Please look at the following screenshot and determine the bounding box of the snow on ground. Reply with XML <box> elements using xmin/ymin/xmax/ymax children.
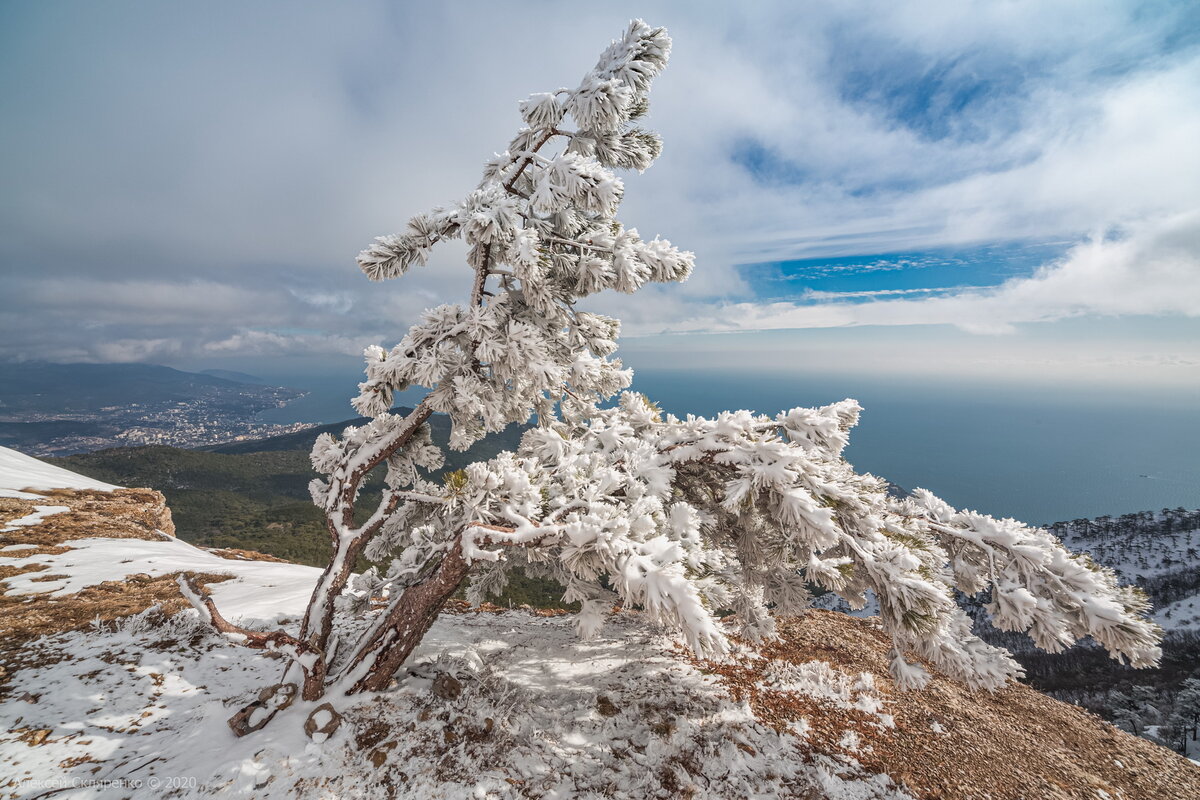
<box><xmin>0</xmin><ymin>502</ymin><xmax>71</xmax><ymax>553</ymax></box>
<box><xmin>0</xmin><ymin>444</ymin><xmax>912</xmax><ymax>799</ymax></box>
<box><xmin>10</xmin><ymin>444</ymin><xmax>1195</xmax><ymax>797</ymax></box>
<box><xmin>2</xmin><ymin>506</ymin><xmax>71</xmax><ymax>532</ymax></box>
<box><xmin>1057</xmin><ymin>523</ymin><xmax>1200</xmax><ymax>587</ymax></box>
<box><xmin>760</xmin><ymin>660</ymin><xmax>889</xmax><ymax>723</ymax></box>
<box><xmin>1155</xmin><ymin>595</ymin><xmax>1200</xmax><ymax>630</ymax></box>
<box><xmin>0</xmin><ymin>609</ymin><xmax>913</xmax><ymax>800</ymax></box>
<box><xmin>1056</xmin><ymin>519</ymin><xmax>1200</xmax><ymax>632</ymax></box>
<box><xmin>0</xmin><ymin>446</ymin><xmax>119</xmax><ymax>499</ymax></box>
<box><xmin>0</xmin><ymin>444</ymin><xmax>320</xmax><ymax>626</ymax></box>
<box><xmin>0</xmin><ymin>536</ymin><xmax>319</xmax><ymax>626</ymax></box>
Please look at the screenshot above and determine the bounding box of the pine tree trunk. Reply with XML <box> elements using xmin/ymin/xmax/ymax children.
<box><xmin>288</xmin><ymin>403</ymin><xmax>435</xmax><ymax>700</ymax></box>
<box><xmin>347</xmin><ymin>539</ymin><xmax>472</xmax><ymax>694</ymax></box>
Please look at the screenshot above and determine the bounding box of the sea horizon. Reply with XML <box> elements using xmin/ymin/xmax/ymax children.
<box><xmin>250</xmin><ymin>364</ymin><xmax>1200</xmax><ymax>527</ymax></box>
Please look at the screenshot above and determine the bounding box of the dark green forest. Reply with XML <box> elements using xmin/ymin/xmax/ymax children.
<box><xmin>49</xmin><ymin>410</ymin><xmax>526</xmax><ymax>569</ymax></box>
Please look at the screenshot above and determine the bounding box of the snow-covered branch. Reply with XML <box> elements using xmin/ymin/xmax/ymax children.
<box><xmin>176</xmin><ymin>574</ymin><xmax>319</xmax><ymax>661</ymax></box>
<box><xmin>194</xmin><ymin>20</ymin><xmax>1161</xmax><ymax>737</ymax></box>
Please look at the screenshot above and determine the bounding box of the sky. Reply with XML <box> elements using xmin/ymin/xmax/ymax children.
<box><xmin>1</xmin><ymin>0</ymin><xmax>1198</xmax><ymax>389</ymax></box>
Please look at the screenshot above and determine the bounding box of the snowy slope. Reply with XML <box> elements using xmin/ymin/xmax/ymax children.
<box><xmin>0</xmin><ymin>444</ymin><xmax>120</xmax><ymax>498</ymax></box>
<box><xmin>0</xmin><ymin>447</ymin><xmax>902</xmax><ymax>798</ymax></box>
<box><xmin>1055</xmin><ymin>517</ymin><xmax>1200</xmax><ymax>586</ymax></box>
<box><xmin>1</xmin><ymin>535</ymin><xmax>319</xmax><ymax>625</ymax></box>
<box><xmin>1054</xmin><ymin>513</ymin><xmax>1200</xmax><ymax>631</ymax></box>
<box><xmin>1155</xmin><ymin>594</ymin><xmax>1200</xmax><ymax>630</ymax></box>
<box><xmin>0</xmin><ymin>444</ymin><xmax>319</xmax><ymax>625</ymax></box>
<box><xmin>0</xmin><ymin>611</ymin><xmax>919</xmax><ymax>800</ymax></box>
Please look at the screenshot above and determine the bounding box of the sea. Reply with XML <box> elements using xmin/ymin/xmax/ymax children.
<box><xmin>252</xmin><ymin>366</ymin><xmax>1199</xmax><ymax>526</ymax></box>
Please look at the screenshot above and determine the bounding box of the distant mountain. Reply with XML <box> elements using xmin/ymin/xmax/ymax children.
<box><xmin>0</xmin><ymin>362</ymin><xmax>263</xmax><ymax>414</ymax></box>
<box><xmin>198</xmin><ymin>368</ymin><xmax>269</xmax><ymax>385</ymax></box>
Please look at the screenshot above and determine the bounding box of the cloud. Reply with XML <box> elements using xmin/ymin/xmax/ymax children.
<box><xmin>0</xmin><ymin>1</ymin><xmax>1197</xmax><ymax>372</ymax></box>
<box><xmin>200</xmin><ymin>330</ymin><xmax>368</xmax><ymax>358</ymax></box>
<box><xmin>641</xmin><ymin>211</ymin><xmax>1200</xmax><ymax>336</ymax></box>
<box><xmin>288</xmin><ymin>288</ymin><xmax>356</xmax><ymax>315</ymax></box>
<box><xmin>92</xmin><ymin>338</ymin><xmax>184</xmax><ymax>364</ymax></box>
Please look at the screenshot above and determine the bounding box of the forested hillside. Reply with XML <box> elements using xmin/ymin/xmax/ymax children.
<box><xmin>48</xmin><ymin>410</ymin><xmax>525</xmax><ymax>567</ymax></box>
<box><xmin>1049</xmin><ymin>509</ymin><xmax>1200</xmax><ymax>629</ymax></box>
<box><xmin>980</xmin><ymin>509</ymin><xmax>1200</xmax><ymax>755</ymax></box>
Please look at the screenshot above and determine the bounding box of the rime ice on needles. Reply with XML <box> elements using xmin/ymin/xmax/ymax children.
<box><xmin>184</xmin><ymin>22</ymin><xmax>1162</xmax><ymax>733</ymax></box>
<box><xmin>449</xmin><ymin>395</ymin><xmax>1161</xmax><ymax>689</ymax></box>
<box><xmin>351</xmin><ymin>20</ymin><xmax>689</xmax><ymax>451</ymax></box>
<box><xmin>335</xmin><ymin>17</ymin><xmax>1159</xmax><ymax>692</ymax></box>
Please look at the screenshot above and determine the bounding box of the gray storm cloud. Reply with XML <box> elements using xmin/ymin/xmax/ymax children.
<box><xmin>1</xmin><ymin>1</ymin><xmax>1197</xmax><ymax>373</ymax></box>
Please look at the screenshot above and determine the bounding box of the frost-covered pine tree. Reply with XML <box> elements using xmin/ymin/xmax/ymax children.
<box><xmin>180</xmin><ymin>20</ymin><xmax>1162</xmax><ymax>736</ymax></box>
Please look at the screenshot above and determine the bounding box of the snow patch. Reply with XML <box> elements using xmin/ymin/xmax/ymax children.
<box><xmin>0</xmin><ymin>611</ymin><xmax>915</xmax><ymax>799</ymax></box>
<box><xmin>0</xmin><ymin>535</ymin><xmax>320</xmax><ymax>624</ymax></box>
<box><xmin>0</xmin><ymin>445</ymin><xmax>120</xmax><ymax>498</ymax></box>
<box><xmin>762</xmin><ymin>659</ymin><xmax>890</xmax><ymax>722</ymax></box>
<box><xmin>2</xmin><ymin>504</ymin><xmax>70</xmax><ymax>531</ymax></box>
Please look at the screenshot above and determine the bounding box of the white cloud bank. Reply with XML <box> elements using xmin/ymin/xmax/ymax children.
<box><xmin>643</xmin><ymin>211</ymin><xmax>1200</xmax><ymax>336</ymax></box>
<box><xmin>0</xmin><ymin>1</ymin><xmax>1197</xmax><ymax>377</ymax></box>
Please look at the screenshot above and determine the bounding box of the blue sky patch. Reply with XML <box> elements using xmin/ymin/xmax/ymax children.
<box><xmin>737</xmin><ymin>240</ymin><xmax>1072</xmax><ymax>301</ymax></box>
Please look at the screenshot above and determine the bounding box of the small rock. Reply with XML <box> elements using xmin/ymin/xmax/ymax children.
<box><xmin>596</xmin><ymin>695</ymin><xmax>620</xmax><ymax>717</ymax></box>
<box><xmin>304</xmin><ymin>702</ymin><xmax>342</xmax><ymax>741</ymax></box>
<box><xmin>258</xmin><ymin>683</ymin><xmax>297</xmax><ymax>711</ymax></box>
<box><xmin>228</xmin><ymin>701</ymin><xmax>274</xmax><ymax>737</ymax></box>
<box><xmin>432</xmin><ymin>672</ymin><xmax>462</xmax><ymax>701</ymax></box>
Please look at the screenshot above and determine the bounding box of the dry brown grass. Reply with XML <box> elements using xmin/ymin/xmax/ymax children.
<box><xmin>0</xmin><ymin>564</ymin><xmax>233</xmax><ymax>702</ymax></box>
<box><xmin>441</xmin><ymin>598</ymin><xmax>573</xmax><ymax>617</ymax></box>
<box><xmin>205</xmin><ymin>546</ymin><xmax>292</xmax><ymax>563</ymax></box>
<box><xmin>0</xmin><ymin>497</ymin><xmax>32</xmax><ymax>529</ymax></box>
<box><xmin>27</xmin><ymin>573</ymin><xmax>70</xmax><ymax>583</ymax></box>
<box><xmin>694</xmin><ymin>610</ymin><xmax>1200</xmax><ymax>800</ymax></box>
<box><xmin>0</xmin><ymin>570</ymin><xmax>233</xmax><ymax>646</ymax></box>
<box><xmin>0</xmin><ymin>562</ymin><xmax>49</xmax><ymax>582</ymax></box>
<box><xmin>0</xmin><ymin>488</ymin><xmax>174</xmax><ymax>561</ymax></box>
<box><xmin>0</xmin><ymin>487</ymin><xmax>211</xmax><ymax>646</ymax></box>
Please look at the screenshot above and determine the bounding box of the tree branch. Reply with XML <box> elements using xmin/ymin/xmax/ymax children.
<box><xmin>177</xmin><ymin>574</ymin><xmax>320</xmax><ymax>660</ymax></box>
<box><xmin>502</xmin><ymin>129</ymin><xmax>559</xmax><ymax>194</ymax></box>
